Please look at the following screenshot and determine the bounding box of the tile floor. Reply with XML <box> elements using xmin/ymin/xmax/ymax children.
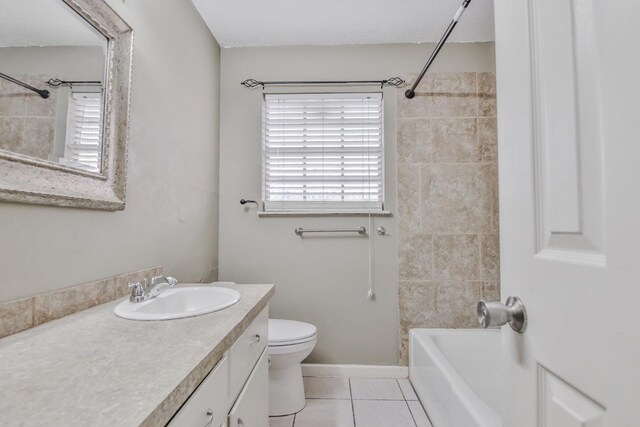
<box><xmin>269</xmin><ymin>377</ymin><xmax>433</xmax><ymax>427</ymax></box>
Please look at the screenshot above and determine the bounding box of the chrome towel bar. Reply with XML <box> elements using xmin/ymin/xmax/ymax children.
<box><xmin>295</xmin><ymin>226</ymin><xmax>367</xmax><ymax>236</ymax></box>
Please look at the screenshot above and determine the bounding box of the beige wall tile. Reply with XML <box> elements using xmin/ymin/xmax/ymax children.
<box><xmin>396</xmin><ymin>86</ymin><xmax>430</xmax><ymax>118</ymax></box>
<box><xmin>435</xmin><ymin>280</ymin><xmax>482</xmax><ymax>328</ymax></box>
<box><xmin>0</xmin><ymin>117</ymin><xmax>25</xmax><ymax>152</ymax></box>
<box><xmin>398</xmin><ymin>281</ymin><xmax>437</xmax><ymax>328</ymax></box>
<box><xmin>478</xmin><ymin>117</ymin><xmax>497</xmax><ymax>162</ymax></box>
<box><xmin>480</xmin><ymin>234</ymin><xmax>500</xmax><ymax>281</ymax></box>
<box><xmin>25</xmin><ymin>75</ymin><xmax>57</xmax><ymax>117</ymax></box>
<box><xmin>0</xmin><ymin>297</ymin><xmax>33</xmax><ymax>338</ymax></box>
<box><xmin>478</xmin><ymin>72</ymin><xmax>497</xmax><ymax>117</ymax></box>
<box><xmin>491</xmin><ymin>170</ymin><xmax>500</xmax><ymax>232</ymax></box>
<box><xmin>397</xmin><ymin>118</ymin><xmax>431</xmax><ymax>163</ymax></box>
<box><xmin>432</xmin><ymin>118</ymin><xmax>479</xmax><ymax>162</ymax></box>
<box><xmin>433</xmin><ymin>234</ymin><xmax>480</xmax><ymax>280</ymax></box>
<box><xmin>0</xmin><ymin>78</ymin><xmax>26</xmax><ymax>116</ymax></box>
<box><xmin>397</xmin><ymin>163</ymin><xmax>421</xmax><ymax>234</ymax></box>
<box><xmin>482</xmin><ymin>281</ymin><xmax>500</xmax><ymax>302</ymax></box>
<box><xmin>420</xmin><ymin>163</ymin><xmax>495</xmax><ymax>234</ymax></box>
<box><xmin>430</xmin><ymin>72</ymin><xmax>477</xmax><ymax>117</ymax></box>
<box><xmin>396</xmin><ymin>72</ymin><xmax>499</xmax><ymax>365</ymax></box>
<box><xmin>23</xmin><ymin>118</ymin><xmax>54</xmax><ymax>160</ymax></box>
<box><xmin>25</xmin><ymin>91</ymin><xmax>58</xmax><ymax>118</ymax></box>
<box><xmin>398</xmin><ymin>234</ymin><xmax>433</xmax><ymax>280</ymax></box>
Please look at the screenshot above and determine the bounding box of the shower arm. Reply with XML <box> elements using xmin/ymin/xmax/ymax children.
<box><xmin>405</xmin><ymin>0</ymin><xmax>473</xmax><ymax>99</ymax></box>
<box><xmin>0</xmin><ymin>72</ymin><xmax>50</xmax><ymax>99</ymax></box>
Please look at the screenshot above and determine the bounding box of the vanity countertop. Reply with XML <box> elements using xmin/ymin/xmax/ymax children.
<box><xmin>0</xmin><ymin>284</ymin><xmax>274</xmax><ymax>427</ymax></box>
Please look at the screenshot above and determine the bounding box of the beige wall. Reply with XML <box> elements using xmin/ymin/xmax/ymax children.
<box><xmin>0</xmin><ymin>0</ymin><xmax>221</xmax><ymax>302</ymax></box>
<box><xmin>219</xmin><ymin>43</ymin><xmax>495</xmax><ymax>365</ymax></box>
<box><xmin>397</xmin><ymin>72</ymin><xmax>500</xmax><ymax>365</ymax></box>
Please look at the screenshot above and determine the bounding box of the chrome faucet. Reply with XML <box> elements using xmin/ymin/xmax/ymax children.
<box><xmin>128</xmin><ymin>275</ymin><xmax>178</xmax><ymax>303</ymax></box>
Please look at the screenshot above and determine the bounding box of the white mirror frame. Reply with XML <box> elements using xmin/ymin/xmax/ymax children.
<box><xmin>0</xmin><ymin>0</ymin><xmax>133</xmax><ymax>211</ymax></box>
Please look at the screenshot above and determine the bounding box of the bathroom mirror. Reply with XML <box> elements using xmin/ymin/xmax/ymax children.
<box><xmin>0</xmin><ymin>0</ymin><xmax>133</xmax><ymax>210</ymax></box>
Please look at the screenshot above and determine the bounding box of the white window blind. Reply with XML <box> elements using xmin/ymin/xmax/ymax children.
<box><xmin>263</xmin><ymin>93</ymin><xmax>384</xmax><ymax>213</ymax></box>
<box><xmin>64</xmin><ymin>91</ymin><xmax>103</xmax><ymax>172</ymax></box>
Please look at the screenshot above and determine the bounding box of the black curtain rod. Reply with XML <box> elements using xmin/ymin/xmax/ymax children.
<box><xmin>241</xmin><ymin>77</ymin><xmax>405</xmax><ymax>89</ymax></box>
<box><xmin>46</xmin><ymin>78</ymin><xmax>102</xmax><ymax>88</ymax></box>
<box><xmin>405</xmin><ymin>0</ymin><xmax>473</xmax><ymax>99</ymax></box>
<box><xmin>0</xmin><ymin>72</ymin><xmax>50</xmax><ymax>99</ymax></box>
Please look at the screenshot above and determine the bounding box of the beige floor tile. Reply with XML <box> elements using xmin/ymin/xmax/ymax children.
<box><xmin>353</xmin><ymin>400</ymin><xmax>416</xmax><ymax>427</ymax></box>
<box><xmin>293</xmin><ymin>399</ymin><xmax>354</xmax><ymax>427</ymax></box>
<box><xmin>269</xmin><ymin>414</ymin><xmax>294</xmax><ymax>427</ymax></box>
<box><xmin>303</xmin><ymin>376</ymin><xmax>351</xmax><ymax>399</ymax></box>
<box><xmin>398</xmin><ymin>378</ymin><xmax>418</xmax><ymax>400</ymax></box>
<box><xmin>407</xmin><ymin>401</ymin><xmax>433</xmax><ymax>427</ymax></box>
<box><xmin>350</xmin><ymin>378</ymin><xmax>404</xmax><ymax>400</ymax></box>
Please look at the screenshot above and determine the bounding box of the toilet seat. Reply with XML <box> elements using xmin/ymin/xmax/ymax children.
<box><xmin>269</xmin><ymin>319</ymin><xmax>317</xmax><ymax>347</ymax></box>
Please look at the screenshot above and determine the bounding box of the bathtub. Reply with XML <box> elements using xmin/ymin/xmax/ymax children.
<box><xmin>409</xmin><ymin>329</ymin><xmax>502</xmax><ymax>427</ymax></box>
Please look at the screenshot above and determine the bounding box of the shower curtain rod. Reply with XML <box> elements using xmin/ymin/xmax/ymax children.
<box><xmin>241</xmin><ymin>77</ymin><xmax>405</xmax><ymax>89</ymax></box>
<box><xmin>405</xmin><ymin>0</ymin><xmax>473</xmax><ymax>99</ymax></box>
<box><xmin>0</xmin><ymin>72</ymin><xmax>50</xmax><ymax>99</ymax></box>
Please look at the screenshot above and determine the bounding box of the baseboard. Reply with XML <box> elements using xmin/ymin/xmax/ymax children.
<box><xmin>301</xmin><ymin>363</ymin><xmax>408</xmax><ymax>378</ymax></box>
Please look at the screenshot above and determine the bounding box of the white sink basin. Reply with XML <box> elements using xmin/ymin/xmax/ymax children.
<box><xmin>113</xmin><ymin>286</ymin><xmax>241</xmax><ymax>320</ymax></box>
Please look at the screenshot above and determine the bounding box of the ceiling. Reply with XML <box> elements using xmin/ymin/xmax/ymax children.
<box><xmin>0</xmin><ymin>0</ymin><xmax>106</xmax><ymax>48</ymax></box>
<box><xmin>191</xmin><ymin>0</ymin><xmax>494</xmax><ymax>48</ymax></box>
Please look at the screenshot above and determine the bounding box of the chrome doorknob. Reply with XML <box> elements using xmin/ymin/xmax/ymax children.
<box><xmin>477</xmin><ymin>296</ymin><xmax>527</xmax><ymax>333</ymax></box>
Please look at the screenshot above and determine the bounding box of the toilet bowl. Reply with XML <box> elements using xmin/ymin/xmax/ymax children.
<box><xmin>268</xmin><ymin>319</ymin><xmax>317</xmax><ymax>416</ymax></box>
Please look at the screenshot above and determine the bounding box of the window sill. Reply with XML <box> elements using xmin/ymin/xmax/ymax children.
<box><xmin>257</xmin><ymin>210</ymin><xmax>392</xmax><ymax>218</ymax></box>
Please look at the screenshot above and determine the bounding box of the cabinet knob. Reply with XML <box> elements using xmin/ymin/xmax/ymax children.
<box><xmin>204</xmin><ymin>408</ymin><xmax>214</xmax><ymax>427</ymax></box>
<box><xmin>249</xmin><ymin>334</ymin><xmax>261</xmax><ymax>345</ymax></box>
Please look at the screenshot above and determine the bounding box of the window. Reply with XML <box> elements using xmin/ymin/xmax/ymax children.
<box><xmin>262</xmin><ymin>93</ymin><xmax>384</xmax><ymax>213</ymax></box>
<box><xmin>63</xmin><ymin>91</ymin><xmax>103</xmax><ymax>172</ymax></box>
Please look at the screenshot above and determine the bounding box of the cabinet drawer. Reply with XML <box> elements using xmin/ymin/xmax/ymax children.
<box><xmin>228</xmin><ymin>349</ymin><xmax>269</xmax><ymax>427</ymax></box>
<box><xmin>229</xmin><ymin>307</ymin><xmax>268</xmax><ymax>401</ymax></box>
<box><xmin>168</xmin><ymin>355</ymin><xmax>229</xmax><ymax>427</ymax></box>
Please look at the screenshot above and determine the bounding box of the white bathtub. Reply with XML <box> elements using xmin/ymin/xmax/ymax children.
<box><xmin>409</xmin><ymin>329</ymin><xmax>502</xmax><ymax>427</ymax></box>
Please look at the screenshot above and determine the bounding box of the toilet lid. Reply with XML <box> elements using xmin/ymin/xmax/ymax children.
<box><xmin>269</xmin><ymin>319</ymin><xmax>317</xmax><ymax>345</ymax></box>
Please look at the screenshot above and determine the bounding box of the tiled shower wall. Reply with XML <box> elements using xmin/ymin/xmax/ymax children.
<box><xmin>396</xmin><ymin>72</ymin><xmax>500</xmax><ymax>365</ymax></box>
<box><xmin>0</xmin><ymin>74</ymin><xmax>58</xmax><ymax>160</ymax></box>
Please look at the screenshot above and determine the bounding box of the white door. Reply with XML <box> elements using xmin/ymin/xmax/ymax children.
<box><xmin>494</xmin><ymin>0</ymin><xmax>640</xmax><ymax>425</ymax></box>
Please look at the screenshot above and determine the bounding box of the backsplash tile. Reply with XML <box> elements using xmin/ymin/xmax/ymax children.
<box><xmin>0</xmin><ymin>297</ymin><xmax>33</xmax><ymax>338</ymax></box>
<box><xmin>397</xmin><ymin>72</ymin><xmax>500</xmax><ymax>365</ymax></box>
<box><xmin>0</xmin><ymin>266</ymin><xmax>162</xmax><ymax>338</ymax></box>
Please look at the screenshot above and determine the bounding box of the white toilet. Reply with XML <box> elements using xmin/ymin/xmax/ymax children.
<box><xmin>268</xmin><ymin>319</ymin><xmax>317</xmax><ymax>416</ymax></box>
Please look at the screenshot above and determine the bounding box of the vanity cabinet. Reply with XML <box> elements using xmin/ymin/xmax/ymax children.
<box><xmin>228</xmin><ymin>350</ymin><xmax>269</xmax><ymax>427</ymax></box>
<box><xmin>168</xmin><ymin>307</ymin><xmax>269</xmax><ymax>427</ymax></box>
<box><xmin>168</xmin><ymin>356</ymin><xmax>229</xmax><ymax>427</ymax></box>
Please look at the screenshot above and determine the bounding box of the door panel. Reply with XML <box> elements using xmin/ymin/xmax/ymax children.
<box><xmin>539</xmin><ymin>367</ymin><xmax>605</xmax><ymax>427</ymax></box>
<box><xmin>529</xmin><ymin>0</ymin><xmax>605</xmax><ymax>262</ymax></box>
<box><xmin>495</xmin><ymin>0</ymin><xmax>640</xmax><ymax>425</ymax></box>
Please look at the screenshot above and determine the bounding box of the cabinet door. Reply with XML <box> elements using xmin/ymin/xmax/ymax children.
<box><xmin>168</xmin><ymin>356</ymin><xmax>229</xmax><ymax>427</ymax></box>
<box><xmin>228</xmin><ymin>349</ymin><xmax>269</xmax><ymax>427</ymax></box>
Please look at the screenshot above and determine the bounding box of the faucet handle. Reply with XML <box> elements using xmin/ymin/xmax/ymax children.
<box><xmin>128</xmin><ymin>282</ymin><xmax>144</xmax><ymax>302</ymax></box>
<box><xmin>166</xmin><ymin>276</ymin><xmax>178</xmax><ymax>286</ymax></box>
